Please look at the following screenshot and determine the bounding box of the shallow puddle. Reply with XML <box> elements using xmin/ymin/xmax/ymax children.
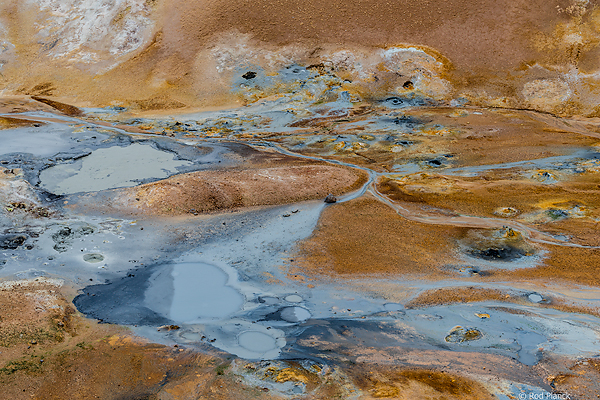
<box><xmin>39</xmin><ymin>143</ymin><xmax>192</xmax><ymax>194</ymax></box>
<box><xmin>146</xmin><ymin>262</ymin><xmax>244</xmax><ymax>323</ymax></box>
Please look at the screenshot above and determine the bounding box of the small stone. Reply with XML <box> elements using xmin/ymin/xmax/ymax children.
<box><xmin>157</xmin><ymin>325</ymin><xmax>180</xmax><ymax>332</ymax></box>
<box><xmin>324</xmin><ymin>194</ymin><xmax>337</xmax><ymax>203</ymax></box>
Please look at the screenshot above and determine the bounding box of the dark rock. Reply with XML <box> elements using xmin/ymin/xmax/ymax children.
<box><xmin>324</xmin><ymin>194</ymin><xmax>337</xmax><ymax>204</ymax></box>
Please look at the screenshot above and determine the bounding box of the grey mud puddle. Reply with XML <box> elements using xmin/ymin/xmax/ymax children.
<box><xmin>39</xmin><ymin>143</ymin><xmax>193</xmax><ymax>195</ymax></box>
<box><xmin>0</xmin><ymin>116</ymin><xmax>240</xmax><ymax>197</ymax></box>
<box><xmin>71</xmin><ymin>201</ymin><xmax>600</xmax><ymax>365</ymax></box>
<box><xmin>73</xmin><ymin>201</ymin><xmax>327</xmax><ymax>360</ymax></box>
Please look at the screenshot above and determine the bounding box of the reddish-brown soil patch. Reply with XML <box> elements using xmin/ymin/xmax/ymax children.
<box><xmin>80</xmin><ymin>163</ymin><xmax>368</xmax><ymax>217</ymax></box>
<box><xmin>295</xmin><ymin>195</ymin><xmax>464</xmax><ymax>278</ymax></box>
<box><xmin>377</xmin><ymin>173</ymin><xmax>600</xmax><ymax>230</ymax></box>
<box><xmin>405</xmin><ymin>287</ymin><xmax>514</xmax><ymax>309</ymax></box>
<box><xmin>0</xmin><ymin>116</ymin><xmax>42</xmax><ymax>130</ymax></box>
<box><xmin>30</xmin><ymin>96</ymin><xmax>83</xmax><ymax>117</ymax></box>
<box><xmin>405</xmin><ymin>286</ymin><xmax>600</xmax><ymax>318</ymax></box>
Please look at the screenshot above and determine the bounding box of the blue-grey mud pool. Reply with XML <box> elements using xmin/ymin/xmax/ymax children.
<box><xmin>2</xmin><ymin>1</ymin><xmax>600</xmax><ymax>399</ymax></box>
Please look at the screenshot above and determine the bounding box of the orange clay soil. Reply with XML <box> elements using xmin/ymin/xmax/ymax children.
<box><xmin>405</xmin><ymin>287</ymin><xmax>520</xmax><ymax>309</ymax></box>
<box><xmin>294</xmin><ymin>192</ymin><xmax>600</xmax><ymax>288</ymax></box>
<box><xmin>294</xmin><ymin>195</ymin><xmax>465</xmax><ymax>278</ymax></box>
<box><xmin>377</xmin><ymin>172</ymin><xmax>600</xmax><ymax>240</ymax></box>
<box><xmin>376</xmin><ymin>173</ymin><xmax>600</xmax><ymax>286</ymax></box>
<box><xmin>0</xmin><ymin>116</ymin><xmax>42</xmax><ymax>130</ymax></box>
<box><xmin>0</xmin><ymin>0</ymin><xmax>591</xmax><ymax>110</ymax></box>
<box><xmin>507</xmin><ymin>244</ymin><xmax>600</xmax><ymax>287</ymax></box>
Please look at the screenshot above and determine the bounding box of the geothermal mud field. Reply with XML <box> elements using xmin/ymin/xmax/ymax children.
<box><xmin>2</xmin><ymin>0</ymin><xmax>600</xmax><ymax>399</ymax></box>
